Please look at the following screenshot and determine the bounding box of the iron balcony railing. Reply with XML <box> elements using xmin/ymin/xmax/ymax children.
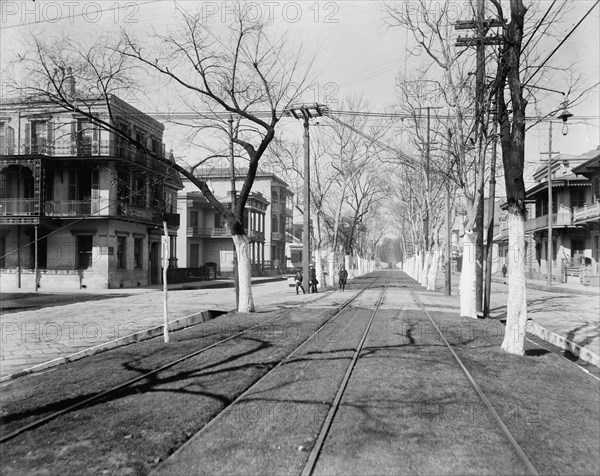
<box><xmin>212</xmin><ymin>228</ymin><xmax>231</xmax><ymax>237</ymax></box>
<box><xmin>187</xmin><ymin>227</ymin><xmax>212</xmax><ymax>237</ymax></box>
<box><xmin>45</xmin><ymin>200</ymin><xmax>104</xmax><ymax>216</ymax></box>
<box><xmin>0</xmin><ymin>198</ymin><xmax>36</xmax><ymax>215</ymax></box>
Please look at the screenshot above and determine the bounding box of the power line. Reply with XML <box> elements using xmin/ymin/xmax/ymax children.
<box><xmin>523</xmin><ymin>0</ymin><xmax>600</xmax><ymax>87</ymax></box>
<box><xmin>1</xmin><ymin>1</ymin><xmax>162</xmax><ymax>30</ymax></box>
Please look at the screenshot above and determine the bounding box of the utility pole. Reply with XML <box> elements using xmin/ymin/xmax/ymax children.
<box><xmin>456</xmin><ymin>2</ymin><xmax>502</xmax><ymax>316</ymax></box>
<box><xmin>446</xmin><ymin>181</ymin><xmax>452</xmax><ymax>296</ymax></box>
<box><xmin>425</xmin><ymin>106</ymin><xmax>431</xmax><ymax>260</ymax></box>
<box><xmin>229</xmin><ymin>114</ymin><xmax>239</xmax><ymax>308</ymax></box>
<box><xmin>288</xmin><ymin>104</ymin><xmax>328</xmax><ymax>292</ymax></box>
<box><xmin>483</xmin><ymin>99</ymin><xmax>499</xmax><ymax>317</ymax></box>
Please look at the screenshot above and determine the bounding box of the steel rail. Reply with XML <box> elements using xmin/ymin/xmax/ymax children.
<box><xmin>402</xmin><ymin>277</ymin><xmax>540</xmax><ymax>476</ymax></box>
<box><xmin>152</xmin><ymin>280</ymin><xmax>378</xmax><ymax>472</ymax></box>
<box><xmin>301</xmin><ymin>280</ymin><xmax>388</xmax><ymax>476</ymax></box>
<box><xmin>0</xmin><ymin>304</ymin><xmax>308</xmax><ymax>444</ymax></box>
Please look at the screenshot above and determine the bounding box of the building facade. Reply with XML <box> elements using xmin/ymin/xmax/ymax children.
<box><xmin>496</xmin><ymin>147</ymin><xmax>600</xmax><ymax>286</ymax></box>
<box><xmin>176</xmin><ymin>178</ymin><xmax>269</xmax><ymax>276</ymax></box>
<box><xmin>0</xmin><ymin>95</ymin><xmax>182</xmax><ymax>290</ymax></box>
<box><xmin>175</xmin><ymin>167</ymin><xmax>293</xmax><ymax>275</ymax></box>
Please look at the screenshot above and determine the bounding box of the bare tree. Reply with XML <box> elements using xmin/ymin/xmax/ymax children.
<box><xmin>21</xmin><ymin>7</ymin><xmax>313</xmax><ymax>313</ymax></box>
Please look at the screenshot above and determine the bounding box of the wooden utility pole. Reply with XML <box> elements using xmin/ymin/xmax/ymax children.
<box><xmin>229</xmin><ymin>115</ymin><xmax>239</xmax><ymax>308</ymax></box>
<box><xmin>455</xmin><ymin>1</ymin><xmax>502</xmax><ymax>316</ymax></box>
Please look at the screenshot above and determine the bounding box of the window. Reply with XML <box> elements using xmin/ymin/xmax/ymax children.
<box><xmin>77</xmin><ymin>235</ymin><xmax>93</xmax><ymax>269</ymax></box>
<box><xmin>117</xmin><ymin>236</ymin><xmax>127</xmax><ymax>269</ymax></box>
<box><xmin>76</xmin><ymin>119</ymin><xmax>97</xmax><ymax>156</ymax></box>
<box><xmin>190</xmin><ymin>211</ymin><xmax>199</xmax><ymax>228</ymax></box>
<box><xmin>0</xmin><ymin>236</ymin><xmax>5</xmax><ymax>268</ymax></box>
<box><xmin>592</xmin><ymin>178</ymin><xmax>600</xmax><ymax>202</ymax></box>
<box><xmin>570</xmin><ymin>188</ymin><xmax>586</xmax><ymax>209</ymax></box>
<box><xmin>0</xmin><ymin>122</ymin><xmax>15</xmax><ymax>155</ymax></box>
<box><xmin>132</xmin><ymin>174</ymin><xmax>146</xmax><ymax>207</ymax></box>
<box><xmin>134</xmin><ymin>238</ymin><xmax>143</xmax><ymax>269</ymax></box>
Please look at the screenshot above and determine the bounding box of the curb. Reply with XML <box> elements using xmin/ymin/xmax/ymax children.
<box><xmin>491</xmin><ymin>277</ymin><xmax>599</xmax><ymax>297</ymax></box>
<box><xmin>0</xmin><ymin>309</ymin><xmax>228</xmax><ymax>383</ymax></box>
<box><xmin>526</xmin><ymin>319</ymin><xmax>600</xmax><ymax>367</ymax></box>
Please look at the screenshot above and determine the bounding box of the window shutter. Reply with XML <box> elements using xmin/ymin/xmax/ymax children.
<box><xmin>70</xmin><ymin>121</ymin><xmax>77</xmax><ymax>155</ymax></box>
<box><xmin>47</xmin><ymin>122</ymin><xmax>54</xmax><ymax>155</ymax></box>
<box><xmin>23</xmin><ymin>122</ymin><xmax>31</xmax><ymax>154</ymax></box>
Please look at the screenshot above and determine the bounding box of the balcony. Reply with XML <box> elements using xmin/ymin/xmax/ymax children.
<box><xmin>271</xmin><ymin>232</ymin><xmax>282</xmax><ymax>241</ymax></box>
<box><xmin>119</xmin><ymin>203</ymin><xmax>153</xmax><ymax>221</ymax></box>
<box><xmin>13</xmin><ymin>139</ymin><xmax>167</xmax><ymax>161</ymax></box>
<box><xmin>524</xmin><ymin>212</ymin><xmax>573</xmax><ymax>232</ymax></box>
<box><xmin>46</xmin><ymin>200</ymin><xmax>93</xmax><ymax>216</ymax></box>
<box><xmin>212</xmin><ymin>228</ymin><xmax>231</xmax><ymax>237</ymax></box>
<box><xmin>573</xmin><ymin>202</ymin><xmax>600</xmax><ymax>223</ymax></box>
<box><xmin>188</xmin><ymin>227</ymin><xmax>212</xmax><ymax>237</ymax></box>
<box><xmin>0</xmin><ymin>198</ymin><xmax>36</xmax><ymax>216</ymax></box>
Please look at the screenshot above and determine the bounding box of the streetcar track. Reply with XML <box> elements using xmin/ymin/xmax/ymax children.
<box><xmin>402</xmin><ymin>277</ymin><xmax>540</xmax><ymax>476</ymax></box>
<box><xmin>301</xmin><ymin>281</ymin><xmax>388</xmax><ymax>476</ymax></box>
<box><xmin>149</xmin><ymin>281</ymin><xmax>379</xmax><ymax>473</ymax></box>
<box><xmin>0</xmin><ymin>286</ymin><xmax>370</xmax><ymax>445</ymax></box>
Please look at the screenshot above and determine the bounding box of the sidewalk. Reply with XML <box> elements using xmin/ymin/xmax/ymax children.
<box><xmin>437</xmin><ymin>271</ymin><xmax>600</xmax><ymax>366</ymax></box>
<box><xmin>0</xmin><ymin>276</ymin><xmax>291</xmax><ymax>380</ymax></box>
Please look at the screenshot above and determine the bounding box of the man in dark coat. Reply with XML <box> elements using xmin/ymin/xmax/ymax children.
<box><xmin>295</xmin><ymin>269</ymin><xmax>305</xmax><ymax>295</ymax></box>
<box><xmin>309</xmin><ymin>264</ymin><xmax>318</xmax><ymax>293</ymax></box>
<box><xmin>338</xmin><ymin>266</ymin><xmax>348</xmax><ymax>291</ymax></box>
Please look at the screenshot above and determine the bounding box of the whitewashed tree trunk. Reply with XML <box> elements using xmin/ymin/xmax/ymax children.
<box><xmin>420</xmin><ymin>252</ymin><xmax>431</xmax><ymax>287</ymax></box>
<box><xmin>345</xmin><ymin>255</ymin><xmax>351</xmax><ymax>279</ymax></box>
<box><xmin>501</xmin><ymin>211</ymin><xmax>528</xmax><ymax>355</ymax></box>
<box><xmin>328</xmin><ymin>250</ymin><xmax>336</xmax><ymax>286</ymax></box>
<box><xmin>460</xmin><ymin>230</ymin><xmax>477</xmax><ymax>318</ymax></box>
<box><xmin>232</xmin><ymin>234</ymin><xmax>254</xmax><ymax>313</ymax></box>
<box><xmin>316</xmin><ymin>250</ymin><xmax>324</xmax><ymax>289</ymax></box>
<box><xmin>427</xmin><ymin>248</ymin><xmax>440</xmax><ymax>291</ymax></box>
<box><xmin>162</xmin><ymin>220</ymin><xmax>170</xmax><ymax>343</ymax></box>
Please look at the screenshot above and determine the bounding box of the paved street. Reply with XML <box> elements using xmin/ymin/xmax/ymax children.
<box><xmin>1</xmin><ymin>273</ymin><xmax>598</xmax><ymax>380</ymax></box>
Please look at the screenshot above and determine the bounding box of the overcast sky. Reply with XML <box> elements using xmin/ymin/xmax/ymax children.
<box><xmin>1</xmin><ymin>0</ymin><xmax>598</xmax><ymax>185</ymax></box>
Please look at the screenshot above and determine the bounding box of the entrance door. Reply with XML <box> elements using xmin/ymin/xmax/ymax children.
<box><xmin>150</xmin><ymin>241</ymin><xmax>160</xmax><ymax>284</ymax></box>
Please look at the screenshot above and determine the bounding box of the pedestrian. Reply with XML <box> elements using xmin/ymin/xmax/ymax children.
<box><xmin>338</xmin><ymin>266</ymin><xmax>348</xmax><ymax>291</ymax></box>
<box><xmin>295</xmin><ymin>269</ymin><xmax>305</xmax><ymax>295</ymax></box>
<box><xmin>309</xmin><ymin>264</ymin><xmax>318</xmax><ymax>293</ymax></box>
<box><xmin>502</xmin><ymin>264</ymin><xmax>507</xmax><ymax>278</ymax></box>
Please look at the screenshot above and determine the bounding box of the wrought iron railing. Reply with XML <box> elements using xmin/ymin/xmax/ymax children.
<box><xmin>0</xmin><ymin>198</ymin><xmax>36</xmax><ymax>215</ymax></box>
<box><xmin>45</xmin><ymin>200</ymin><xmax>92</xmax><ymax>216</ymax></box>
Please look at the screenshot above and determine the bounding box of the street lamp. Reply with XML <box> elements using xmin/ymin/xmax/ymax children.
<box><xmin>287</xmin><ymin>104</ymin><xmax>328</xmax><ymax>291</ymax></box>
<box><xmin>546</xmin><ymin>102</ymin><xmax>573</xmax><ymax>285</ymax></box>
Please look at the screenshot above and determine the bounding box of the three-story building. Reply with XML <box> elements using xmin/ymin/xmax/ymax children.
<box><xmin>0</xmin><ymin>95</ymin><xmax>182</xmax><ymax>290</ymax></box>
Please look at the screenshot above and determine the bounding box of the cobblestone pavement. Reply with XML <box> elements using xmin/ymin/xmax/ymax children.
<box><xmin>1</xmin><ymin>273</ymin><xmax>598</xmax><ymax>379</ymax></box>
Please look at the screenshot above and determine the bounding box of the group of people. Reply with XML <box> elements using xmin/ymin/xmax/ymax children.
<box><xmin>295</xmin><ymin>265</ymin><xmax>348</xmax><ymax>294</ymax></box>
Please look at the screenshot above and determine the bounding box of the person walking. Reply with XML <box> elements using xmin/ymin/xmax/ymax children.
<box><xmin>309</xmin><ymin>264</ymin><xmax>318</xmax><ymax>293</ymax></box>
<box><xmin>295</xmin><ymin>269</ymin><xmax>305</xmax><ymax>295</ymax></box>
<box><xmin>338</xmin><ymin>266</ymin><xmax>348</xmax><ymax>291</ymax></box>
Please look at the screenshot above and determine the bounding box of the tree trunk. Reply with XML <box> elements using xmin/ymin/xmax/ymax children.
<box><xmin>316</xmin><ymin>249</ymin><xmax>324</xmax><ymax>290</ymax></box>
<box><xmin>501</xmin><ymin>208</ymin><xmax>527</xmax><ymax>355</ymax></box>
<box><xmin>427</xmin><ymin>247</ymin><xmax>440</xmax><ymax>291</ymax></box>
<box><xmin>162</xmin><ymin>220</ymin><xmax>170</xmax><ymax>343</ymax></box>
<box><xmin>328</xmin><ymin>249</ymin><xmax>336</xmax><ymax>286</ymax></box>
<box><xmin>232</xmin><ymin>234</ymin><xmax>254</xmax><ymax>313</ymax></box>
<box><xmin>460</xmin><ymin>230</ymin><xmax>477</xmax><ymax>318</ymax></box>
